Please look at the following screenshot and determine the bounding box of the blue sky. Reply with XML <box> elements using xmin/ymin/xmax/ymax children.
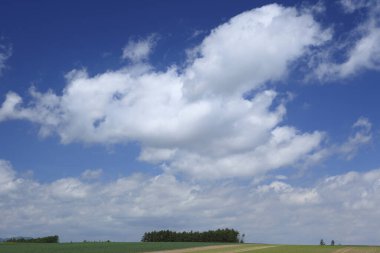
<box><xmin>1</xmin><ymin>0</ymin><xmax>380</xmax><ymax>245</ymax></box>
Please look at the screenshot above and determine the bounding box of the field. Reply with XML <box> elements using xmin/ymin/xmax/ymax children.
<box><xmin>0</xmin><ymin>242</ymin><xmax>222</xmax><ymax>253</ymax></box>
<box><xmin>0</xmin><ymin>242</ymin><xmax>380</xmax><ymax>253</ymax></box>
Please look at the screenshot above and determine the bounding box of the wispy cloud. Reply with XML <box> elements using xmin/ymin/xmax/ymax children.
<box><xmin>81</xmin><ymin>169</ymin><xmax>103</xmax><ymax>180</ymax></box>
<box><xmin>315</xmin><ymin>0</ymin><xmax>380</xmax><ymax>79</ymax></box>
<box><xmin>0</xmin><ymin>43</ymin><xmax>12</xmax><ymax>76</ymax></box>
<box><xmin>305</xmin><ymin>117</ymin><xmax>373</xmax><ymax>166</ymax></box>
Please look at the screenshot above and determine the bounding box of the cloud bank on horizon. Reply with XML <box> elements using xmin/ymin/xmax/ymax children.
<box><xmin>1</xmin><ymin>160</ymin><xmax>380</xmax><ymax>244</ymax></box>
<box><xmin>0</xmin><ymin>0</ymin><xmax>380</xmax><ymax>244</ymax></box>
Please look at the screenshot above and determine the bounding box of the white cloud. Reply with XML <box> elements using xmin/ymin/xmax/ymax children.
<box><xmin>49</xmin><ymin>178</ymin><xmax>90</xmax><ymax>199</ymax></box>
<box><xmin>166</xmin><ymin>126</ymin><xmax>323</xmax><ymax>179</ymax></box>
<box><xmin>1</xmin><ymin>160</ymin><xmax>380</xmax><ymax>244</ymax></box>
<box><xmin>339</xmin><ymin>0</ymin><xmax>373</xmax><ymax>13</ymax></box>
<box><xmin>338</xmin><ymin>117</ymin><xmax>372</xmax><ymax>159</ymax></box>
<box><xmin>315</xmin><ymin>1</ymin><xmax>380</xmax><ymax>79</ymax></box>
<box><xmin>0</xmin><ymin>92</ymin><xmax>22</xmax><ymax>121</ymax></box>
<box><xmin>1</xmin><ymin>2</ymin><xmax>380</xmax><ymax>246</ymax></box>
<box><xmin>81</xmin><ymin>169</ymin><xmax>103</xmax><ymax>180</ymax></box>
<box><xmin>0</xmin><ymin>4</ymin><xmax>331</xmax><ymax>179</ymax></box>
<box><xmin>138</xmin><ymin>147</ymin><xmax>177</xmax><ymax>163</ymax></box>
<box><xmin>304</xmin><ymin>117</ymin><xmax>373</xmax><ymax>165</ymax></box>
<box><xmin>0</xmin><ymin>160</ymin><xmax>18</xmax><ymax>193</ymax></box>
<box><xmin>122</xmin><ymin>35</ymin><xmax>157</xmax><ymax>62</ymax></box>
<box><xmin>184</xmin><ymin>4</ymin><xmax>331</xmax><ymax>98</ymax></box>
<box><xmin>258</xmin><ymin>181</ymin><xmax>320</xmax><ymax>205</ymax></box>
<box><xmin>0</xmin><ymin>43</ymin><xmax>11</xmax><ymax>76</ymax></box>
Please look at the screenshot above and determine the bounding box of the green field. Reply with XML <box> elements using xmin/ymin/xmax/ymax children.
<box><xmin>0</xmin><ymin>242</ymin><xmax>223</xmax><ymax>253</ymax></box>
<box><xmin>0</xmin><ymin>242</ymin><xmax>380</xmax><ymax>253</ymax></box>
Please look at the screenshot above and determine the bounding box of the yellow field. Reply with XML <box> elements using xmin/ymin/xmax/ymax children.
<box><xmin>152</xmin><ymin>244</ymin><xmax>380</xmax><ymax>253</ymax></box>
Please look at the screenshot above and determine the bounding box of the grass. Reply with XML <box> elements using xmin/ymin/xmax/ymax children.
<box><xmin>0</xmin><ymin>242</ymin><xmax>224</xmax><ymax>253</ymax></box>
<box><xmin>1</xmin><ymin>242</ymin><xmax>380</xmax><ymax>253</ymax></box>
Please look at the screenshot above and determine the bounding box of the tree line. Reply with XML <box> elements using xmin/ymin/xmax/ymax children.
<box><xmin>320</xmin><ymin>239</ymin><xmax>335</xmax><ymax>246</ymax></box>
<box><xmin>6</xmin><ymin>235</ymin><xmax>59</xmax><ymax>243</ymax></box>
<box><xmin>141</xmin><ymin>228</ymin><xmax>241</xmax><ymax>243</ymax></box>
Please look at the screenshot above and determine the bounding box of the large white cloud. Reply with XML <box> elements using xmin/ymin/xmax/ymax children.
<box><xmin>1</xmin><ymin>160</ymin><xmax>380</xmax><ymax>244</ymax></box>
<box><xmin>184</xmin><ymin>4</ymin><xmax>330</xmax><ymax>98</ymax></box>
<box><xmin>0</xmin><ymin>4</ymin><xmax>331</xmax><ymax>179</ymax></box>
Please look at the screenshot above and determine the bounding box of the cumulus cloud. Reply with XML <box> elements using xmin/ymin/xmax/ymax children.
<box><xmin>1</xmin><ymin>160</ymin><xmax>380</xmax><ymax>244</ymax></box>
<box><xmin>165</xmin><ymin>126</ymin><xmax>323</xmax><ymax>179</ymax></box>
<box><xmin>0</xmin><ymin>4</ymin><xmax>331</xmax><ymax>179</ymax></box>
<box><xmin>0</xmin><ymin>160</ymin><xmax>18</xmax><ymax>193</ymax></box>
<box><xmin>315</xmin><ymin>0</ymin><xmax>380</xmax><ymax>79</ymax></box>
<box><xmin>184</xmin><ymin>4</ymin><xmax>331</xmax><ymax>98</ymax></box>
<box><xmin>122</xmin><ymin>35</ymin><xmax>157</xmax><ymax>62</ymax></box>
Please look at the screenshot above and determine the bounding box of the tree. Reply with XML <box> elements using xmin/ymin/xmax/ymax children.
<box><xmin>240</xmin><ymin>234</ymin><xmax>245</xmax><ymax>243</ymax></box>
<box><xmin>331</xmin><ymin>240</ymin><xmax>335</xmax><ymax>246</ymax></box>
<box><xmin>141</xmin><ymin>228</ymin><xmax>240</xmax><ymax>243</ymax></box>
<box><xmin>320</xmin><ymin>239</ymin><xmax>325</xmax><ymax>246</ymax></box>
<box><xmin>6</xmin><ymin>235</ymin><xmax>59</xmax><ymax>243</ymax></box>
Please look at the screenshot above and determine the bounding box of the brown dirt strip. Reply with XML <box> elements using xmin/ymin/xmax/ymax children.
<box><xmin>333</xmin><ymin>247</ymin><xmax>380</xmax><ymax>253</ymax></box>
<box><xmin>225</xmin><ymin>245</ymin><xmax>278</xmax><ymax>252</ymax></box>
<box><xmin>148</xmin><ymin>244</ymin><xmax>238</xmax><ymax>253</ymax></box>
<box><xmin>333</xmin><ymin>248</ymin><xmax>354</xmax><ymax>253</ymax></box>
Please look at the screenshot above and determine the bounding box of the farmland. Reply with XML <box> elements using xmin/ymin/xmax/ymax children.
<box><xmin>0</xmin><ymin>243</ymin><xmax>380</xmax><ymax>253</ymax></box>
<box><xmin>0</xmin><ymin>242</ymin><xmax>222</xmax><ymax>253</ymax></box>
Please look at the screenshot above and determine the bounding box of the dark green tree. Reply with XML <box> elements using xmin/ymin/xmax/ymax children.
<box><xmin>141</xmin><ymin>228</ymin><xmax>240</xmax><ymax>243</ymax></box>
<box><xmin>6</xmin><ymin>235</ymin><xmax>59</xmax><ymax>243</ymax></box>
<box><xmin>240</xmin><ymin>233</ymin><xmax>245</xmax><ymax>243</ymax></box>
